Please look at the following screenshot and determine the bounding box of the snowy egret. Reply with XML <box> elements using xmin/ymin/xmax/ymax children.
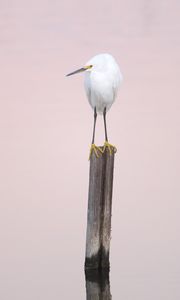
<box><xmin>66</xmin><ymin>53</ymin><xmax>123</xmax><ymax>158</ymax></box>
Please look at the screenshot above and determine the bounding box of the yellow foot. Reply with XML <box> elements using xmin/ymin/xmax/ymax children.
<box><xmin>102</xmin><ymin>141</ymin><xmax>117</xmax><ymax>155</ymax></box>
<box><xmin>89</xmin><ymin>144</ymin><xmax>103</xmax><ymax>160</ymax></box>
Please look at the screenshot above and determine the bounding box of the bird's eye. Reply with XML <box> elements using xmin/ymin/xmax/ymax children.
<box><xmin>89</xmin><ymin>65</ymin><xmax>93</xmax><ymax>68</ymax></box>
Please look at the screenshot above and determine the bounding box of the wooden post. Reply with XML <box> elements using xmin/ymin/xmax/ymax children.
<box><xmin>101</xmin><ymin>150</ymin><xmax>115</xmax><ymax>269</ymax></box>
<box><xmin>85</xmin><ymin>148</ymin><xmax>115</xmax><ymax>270</ymax></box>
<box><xmin>85</xmin><ymin>269</ymin><xmax>111</xmax><ymax>300</ymax></box>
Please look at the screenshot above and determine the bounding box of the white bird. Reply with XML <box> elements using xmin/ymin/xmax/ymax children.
<box><xmin>66</xmin><ymin>53</ymin><xmax>123</xmax><ymax>158</ymax></box>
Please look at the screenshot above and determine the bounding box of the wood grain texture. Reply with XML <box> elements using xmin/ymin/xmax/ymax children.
<box><xmin>100</xmin><ymin>149</ymin><xmax>114</xmax><ymax>269</ymax></box>
<box><xmin>85</xmin><ymin>148</ymin><xmax>115</xmax><ymax>270</ymax></box>
<box><xmin>85</xmin><ymin>269</ymin><xmax>111</xmax><ymax>300</ymax></box>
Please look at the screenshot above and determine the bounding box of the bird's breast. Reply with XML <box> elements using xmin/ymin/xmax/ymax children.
<box><xmin>84</xmin><ymin>70</ymin><xmax>120</xmax><ymax>114</ymax></box>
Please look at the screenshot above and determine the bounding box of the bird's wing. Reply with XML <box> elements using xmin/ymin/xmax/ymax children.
<box><xmin>112</xmin><ymin>83</ymin><xmax>118</xmax><ymax>100</ymax></box>
<box><xmin>112</xmin><ymin>74</ymin><xmax>121</xmax><ymax>100</ymax></box>
<box><xmin>86</xmin><ymin>85</ymin><xmax>91</xmax><ymax>101</ymax></box>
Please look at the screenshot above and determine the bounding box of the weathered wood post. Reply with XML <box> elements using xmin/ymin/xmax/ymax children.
<box><xmin>85</xmin><ymin>269</ymin><xmax>111</xmax><ymax>300</ymax></box>
<box><xmin>85</xmin><ymin>147</ymin><xmax>115</xmax><ymax>270</ymax></box>
<box><xmin>101</xmin><ymin>150</ymin><xmax>115</xmax><ymax>269</ymax></box>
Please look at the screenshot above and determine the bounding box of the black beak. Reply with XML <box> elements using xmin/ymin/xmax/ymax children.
<box><xmin>66</xmin><ymin>67</ymin><xmax>87</xmax><ymax>77</ymax></box>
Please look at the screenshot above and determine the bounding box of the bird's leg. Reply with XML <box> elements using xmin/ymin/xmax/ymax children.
<box><xmin>92</xmin><ymin>107</ymin><xmax>97</xmax><ymax>144</ymax></box>
<box><xmin>103</xmin><ymin>107</ymin><xmax>117</xmax><ymax>155</ymax></box>
<box><xmin>89</xmin><ymin>107</ymin><xmax>103</xmax><ymax>159</ymax></box>
<box><xmin>103</xmin><ymin>107</ymin><xmax>108</xmax><ymax>142</ymax></box>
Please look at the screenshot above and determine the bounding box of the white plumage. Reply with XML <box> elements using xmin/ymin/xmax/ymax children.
<box><xmin>66</xmin><ymin>53</ymin><xmax>123</xmax><ymax>156</ymax></box>
<box><xmin>84</xmin><ymin>53</ymin><xmax>123</xmax><ymax>114</ymax></box>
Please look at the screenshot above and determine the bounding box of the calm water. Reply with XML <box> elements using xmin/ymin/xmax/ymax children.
<box><xmin>0</xmin><ymin>0</ymin><xmax>180</xmax><ymax>299</ymax></box>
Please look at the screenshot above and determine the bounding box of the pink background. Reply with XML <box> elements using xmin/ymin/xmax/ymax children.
<box><xmin>0</xmin><ymin>0</ymin><xmax>180</xmax><ymax>299</ymax></box>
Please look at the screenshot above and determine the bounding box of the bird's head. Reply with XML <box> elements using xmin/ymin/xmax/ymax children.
<box><xmin>66</xmin><ymin>54</ymin><xmax>118</xmax><ymax>77</ymax></box>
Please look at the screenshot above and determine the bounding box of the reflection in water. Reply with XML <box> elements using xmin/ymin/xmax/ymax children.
<box><xmin>85</xmin><ymin>269</ymin><xmax>111</xmax><ymax>300</ymax></box>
